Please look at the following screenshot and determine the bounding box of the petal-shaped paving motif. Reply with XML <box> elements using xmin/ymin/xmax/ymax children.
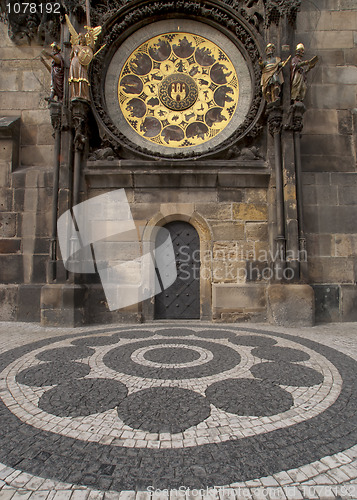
<box><xmin>251</xmin><ymin>361</ymin><xmax>324</xmax><ymax>387</ymax></box>
<box><xmin>206</xmin><ymin>379</ymin><xmax>293</xmax><ymax>416</ymax></box>
<box><xmin>36</xmin><ymin>346</ymin><xmax>95</xmax><ymax>362</ymax></box>
<box><xmin>16</xmin><ymin>362</ymin><xmax>90</xmax><ymax>387</ymax></box>
<box><xmin>251</xmin><ymin>346</ymin><xmax>310</xmax><ymax>362</ymax></box>
<box><xmin>117</xmin><ymin>387</ymin><xmax>211</xmax><ymax>433</ymax></box>
<box><xmin>38</xmin><ymin>379</ymin><xmax>128</xmax><ymax>417</ymax></box>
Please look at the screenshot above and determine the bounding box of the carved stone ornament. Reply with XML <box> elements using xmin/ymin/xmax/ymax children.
<box><xmin>90</xmin><ymin>0</ymin><xmax>265</xmax><ymax>160</ymax></box>
<box><xmin>71</xmin><ymin>99</ymin><xmax>90</xmax><ymax>151</ymax></box>
<box><xmin>0</xmin><ymin>0</ymin><xmax>62</xmax><ymax>45</ymax></box>
<box><xmin>267</xmin><ymin>105</ymin><xmax>283</xmax><ymax>135</ymax></box>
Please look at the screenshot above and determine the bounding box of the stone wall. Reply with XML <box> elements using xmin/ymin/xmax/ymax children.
<box><xmin>0</xmin><ymin>23</ymin><xmax>54</xmax><ymax>321</ymax></box>
<box><xmin>297</xmin><ymin>1</ymin><xmax>357</xmax><ymax>322</ymax></box>
<box><xmin>0</xmin><ymin>2</ymin><xmax>356</xmax><ymax>324</ymax></box>
<box><xmin>0</xmin><ymin>24</ymin><xmax>53</xmax><ymax>166</ymax></box>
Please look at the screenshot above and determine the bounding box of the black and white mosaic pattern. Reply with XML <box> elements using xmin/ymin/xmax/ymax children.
<box><xmin>0</xmin><ymin>325</ymin><xmax>356</xmax><ymax>491</ymax></box>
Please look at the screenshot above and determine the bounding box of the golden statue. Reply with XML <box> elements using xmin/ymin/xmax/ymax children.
<box><xmin>291</xmin><ymin>43</ymin><xmax>318</xmax><ymax>103</ymax></box>
<box><xmin>65</xmin><ymin>15</ymin><xmax>103</xmax><ymax>101</ymax></box>
<box><xmin>259</xmin><ymin>43</ymin><xmax>290</xmax><ymax>104</ymax></box>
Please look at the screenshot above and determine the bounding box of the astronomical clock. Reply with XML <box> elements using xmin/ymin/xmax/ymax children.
<box><xmin>91</xmin><ymin>17</ymin><xmax>262</xmax><ymax>159</ymax></box>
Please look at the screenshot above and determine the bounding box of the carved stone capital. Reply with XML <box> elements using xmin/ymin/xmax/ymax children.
<box><xmin>285</xmin><ymin>102</ymin><xmax>306</xmax><ymax>132</ymax></box>
<box><xmin>49</xmin><ymin>102</ymin><xmax>62</xmax><ymax>132</ymax></box>
<box><xmin>266</xmin><ymin>104</ymin><xmax>283</xmax><ymax>136</ymax></box>
<box><xmin>71</xmin><ymin>99</ymin><xmax>90</xmax><ymax>152</ymax></box>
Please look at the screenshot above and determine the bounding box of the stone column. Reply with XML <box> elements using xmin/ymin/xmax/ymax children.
<box><xmin>48</xmin><ymin>102</ymin><xmax>62</xmax><ymax>282</ymax></box>
<box><xmin>267</xmin><ymin>104</ymin><xmax>286</xmax><ymax>280</ymax></box>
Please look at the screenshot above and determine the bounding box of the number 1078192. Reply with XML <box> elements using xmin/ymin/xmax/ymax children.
<box><xmin>6</xmin><ymin>2</ymin><xmax>60</xmax><ymax>14</ymax></box>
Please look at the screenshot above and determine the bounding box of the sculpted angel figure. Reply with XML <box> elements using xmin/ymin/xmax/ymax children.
<box><xmin>65</xmin><ymin>15</ymin><xmax>103</xmax><ymax>101</ymax></box>
<box><xmin>291</xmin><ymin>43</ymin><xmax>318</xmax><ymax>103</ymax></box>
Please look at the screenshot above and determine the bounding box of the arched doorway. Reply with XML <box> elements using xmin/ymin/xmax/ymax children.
<box><xmin>155</xmin><ymin>221</ymin><xmax>200</xmax><ymax>320</ymax></box>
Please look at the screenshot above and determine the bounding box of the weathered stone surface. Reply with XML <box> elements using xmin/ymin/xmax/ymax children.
<box><xmin>304</xmin><ymin>205</ymin><xmax>357</xmax><ymax>234</ymax></box>
<box><xmin>341</xmin><ymin>285</ymin><xmax>357</xmax><ymax>321</ymax></box>
<box><xmin>232</xmin><ymin>204</ymin><xmax>267</xmax><ymax>222</ymax></box>
<box><xmin>21</xmin><ymin>71</ymin><xmax>44</xmax><ymax>92</ymax></box>
<box><xmin>0</xmin><ymin>140</ymin><xmax>13</xmax><ymax>161</ymax></box>
<box><xmin>301</xmin><ymin>155</ymin><xmax>355</xmax><ymax>172</ymax></box>
<box><xmin>302</xmin><ymin>110</ymin><xmax>339</xmax><ymax>135</ymax></box>
<box><xmin>134</xmin><ymin>189</ymin><xmax>217</xmax><ymax>204</ymax></box>
<box><xmin>306</xmin><ymin>234</ymin><xmax>333</xmax><ymax>257</ymax></box>
<box><xmin>306</xmin><ymin>84</ymin><xmax>356</xmax><ymax>109</ymax></box>
<box><xmin>17</xmin><ymin>284</ymin><xmax>41</xmax><ymax>322</ymax></box>
<box><xmin>267</xmin><ymin>284</ymin><xmax>315</xmax><ymax>327</ymax></box>
<box><xmin>218</xmin><ymin>189</ymin><xmax>244</xmax><ymax>202</ymax></box>
<box><xmin>0</xmin><ymin>254</ymin><xmax>23</xmax><ymax>282</ymax></box>
<box><xmin>211</xmin><ymin>222</ymin><xmax>244</xmax><ymax>241</ymax></box>
<box><xmin>0</xmin><ymin>284</ymin><xmax>18</xmax><ymax>320</ymax></box>
<box><xmin>0</xmin><ymin>212</ymin><xmax>16</xmax><ymax>237</ymax></box>
<box><xmin>0</xmin><ymin>238</ymin><xmax>21</xmax><ymax>253</ymax></box>
<box><xmin>338</xmin><ymin>110</ymin><xmax>353</xmax><ymax>135</ymax></box>
<box><xmin>301</xmin><ymin>135</ymin><xmax>353</xmax><ymax>157</ymax></box>
<box><xmin>309</xmin><ymin>257</ymin><xmax>355</xmax><ymax>283</ymax></box>
<box><xmin>245</xmin><ymin>223</ymin><xmax>268</xmax><ymax>242</ymax></box>
<box><xmin>334</xmin><ymin>234</ymin><xmax>357</xmax><ymax>257</ymax></box>
<box><xmin>0</xmin><ymin>92</ymin><xmax>41</xmax><ymax>110</ymax></box>
<box><xmin>303</xmin><ymin>184</ymin><xmax>338</xmax><ymax>205</ymax></box>
<box><xmin>244</xmin><ymin>188</ymin><xmax>267</xmax><ymax>204</ymax></box>
<box><xmin>20</xmin><ymin>145</ymin><xmax>53</xmax><ymax>166</ymax></box>
<box><xmin>338</xmin><ymin>186</ymin><xmax>357</xmax><ymax>205</ymax></box>
<box><xmin>213</xmin><ymin>283</ymin><xmax>266</xmax><ymax>309</ymax></box>
<box><xmin>196</xmin><ymin>203</ymin><xmax>231</xmax><ymax>220</ymax></box>
<box><xmin>313</xmin><ymin>284</ymin><xmax>340</xmax><ymax>323</ymax></box>
<box><xmin>313</xmin><ymin>31</ymin><xmax>354</xmax><ymax>49</ymax></box>
<box><xmin>41</xmin><ymin>284</ymin><xmax>87</xmax><ymax>327</ymax></box>
<box><xmin>0</xmin><ymin>188</ymin><xmax>13</xmax><ymax>211</ymax></box>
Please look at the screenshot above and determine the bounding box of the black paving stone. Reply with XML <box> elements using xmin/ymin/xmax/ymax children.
<box><xmin>16</xmin><ymin>362</ymin><xmax>90</xmax><ymax>387</ymax></box>
<box><xmin>229</xmin><ymin>335</ymin><xmax>277</xmax><ymax>347</ymax></box>
<box><xmin>103</xmin><ymin>338</ymin><xmax>241</xmax><ymax>379</ymax></box>
<box><xmin>251</xmin><ymin>346</ymin><xmax>311</xmax><ymax>362</ymax></box>
<box><xmin>195</xmin><ymin>329</ymin><xmax>236</xmax><ymax>340</ymax></box>
<box><xmin>115</xmin><ymin>330</ymin><xmax>154</xmax><ymax>339</ymax></box>
<box><xmin>205</xmin><ymin>379</ymin><xmax>293</xmax><ymax>416</ymax></box>
<box><xmin>38</xmin><ymin>378</ymin><xmax>128</xmax><ymax>417</ymax></box>
<box><xmin>143</xmin><ymin>346</ymin><xmax>201</xmax><ymax>364</ymax></box>
<box><xmin>156</xmin><ymin>328</ymin><xmax>195</xmax><ymax>337</ymax></box>
<box><xmin>36</xmin><ymin>346</ymin><xmax>95</xmax><ymax>362</ymax></box>
<box><xmin>117</xmin><ymin>387</ymin><xmax>211</xmax><ymax>433</ymax></box>
<box><xmin>72</xmin><ymin>336</ymin><xmax>120</xmax><ymax>347</ymax></box>
<box><xmin>251</xmin><ymin>361</ymin><xmax>324</xmax><ymax>386</ymax></box>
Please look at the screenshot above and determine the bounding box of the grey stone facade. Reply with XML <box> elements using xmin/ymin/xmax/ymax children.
<box><xmin>0</xmin><ymin>0</ymin><xmax>356</xmax><ymax>325</ymax></box>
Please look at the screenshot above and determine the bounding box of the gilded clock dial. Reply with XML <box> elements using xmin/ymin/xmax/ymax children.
<box><xmin>118</xmin><ymin>33</ymin><xmax>239</xmax><ymax>148</ymax></box>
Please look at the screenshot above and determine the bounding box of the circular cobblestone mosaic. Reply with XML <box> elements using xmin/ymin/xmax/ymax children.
<box><xmin>0</xmin><ymin>325</ymin><xmax>356</xmax><ymax>491</ymax></box>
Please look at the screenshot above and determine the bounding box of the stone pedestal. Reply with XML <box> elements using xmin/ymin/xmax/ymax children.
<box><xmin>40</xmin><ymin>284</ymin><xmax>86</xmax><ymax>326</ymax></box>
<box><xmin>267</xmin><ymin>284</ymin><xmax>315</xmax><ymax>327</ymax></box>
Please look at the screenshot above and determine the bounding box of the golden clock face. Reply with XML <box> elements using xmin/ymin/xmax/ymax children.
<box><xmin>118</xmin><ymin>33</ymin><xmax>239</xmax><ymax>148</ymax></box>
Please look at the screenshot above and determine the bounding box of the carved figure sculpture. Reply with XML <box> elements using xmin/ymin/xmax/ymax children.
<box><xmin>291</xmin><ymin>43</ymin><xmax>318</xmax><ymax>103</ymax></box>
<box><xmin>259</xmin><ymin>43</ymin><xmax>286</xmax><ymax>104</ymax></box>
<box><xmin>65</xmin><ymin>14</ymin><xmax>102</xmax><ymax>101</ymax></box>
<box><xmin>40</xmin><ymin>42</ymin><xmax>64</xmax><ymax>102</ymax></box>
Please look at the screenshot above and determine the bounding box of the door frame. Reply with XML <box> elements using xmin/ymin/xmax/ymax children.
<box><xmin>141</xmin><ymin>209</ymin><xmax>212</xmax><ymax>322</ymax></box>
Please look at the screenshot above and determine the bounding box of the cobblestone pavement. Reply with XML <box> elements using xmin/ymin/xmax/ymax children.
<box><xmin>0</xmin><ymin>321</ymin><xmax>357</xmax><ymax>500</ymax></box>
